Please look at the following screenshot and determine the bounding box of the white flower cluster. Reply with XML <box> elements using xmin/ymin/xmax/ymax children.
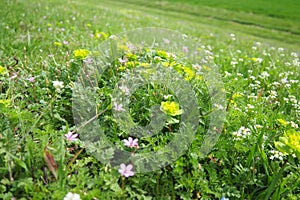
<box><xmin>232</xmin><ymin>126</ymin><xmax>251</xmax><ymax>140</ymax></box>
<box><xmin>64</xmin><ymin>192</ymin><xmax>80</xmax><ymax>200</ymax></box>
<box><xmin>269</xmin><ymin>150</ymin><xmax>284</xmax><ymax>161</ymax></box>
<box><xmin>52</xmin><ymin>80</ymin><xmax>64</xmax><ymax>92</ymax></box>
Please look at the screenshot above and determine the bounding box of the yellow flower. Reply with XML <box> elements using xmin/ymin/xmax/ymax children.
<box><xmin>0</xmin><ymin>66</ymin><xmax>7</xmax><ymax>75</ymax></box>
<box><xmin>140</xmin><ymin>62</ymin><xmax>150</xmax><ymax>67</ymax></box>
<box><xmin>54</xmin><ymin>42</ymin><xmax>62</xmax><ymax>46</ymax></box>
<box><xmin>126</xmin><ymin>53</ymin><xmax>137</xmax><ymax>61</ymax></box>
<box><xmin>0</xmin><ymin>99</ymin><xmax>10</xmax><ymax>107</ymax></box>
<box><xmin>230</xmin><ymin>93</ymin><xmax>243</xmax><ymax>107</ymax></box>
<box><xmin>232</xmin><ymin>93</ymin><xmax>243</xmax><ymax>99</ymax></box>
<box><xmin>156</xmin><ymin>50</ymin><xmax>168</xmax><ymax>59</ymax></box>
<box><xmin>161</xmin><ymin>101</ymin><xmax>183</xmax><ymax>116</ymax></box>
<box><xmin>275</xmin><ymin>129</ymin><xmax>300</xmax><ymax>159</ymax></box>
<box><xmin>94</xmin><ymin>31</ymin><xmax>108</xmax><ymax>40</ymax></box>
<box><xmin>182</xmin><ymin>66</ymin><xmax>195</xmax><ymax>81</ymax></box>
<box><xmin>73</xmin><ymin>49</ymin><xmax>90</xmax><ymax>60</ymax></box>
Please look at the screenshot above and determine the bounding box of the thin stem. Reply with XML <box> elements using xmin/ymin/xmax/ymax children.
<box><xmin>72</xmin><ymin>108</ymin><xmax>108</xmax><ymax>133</ymax></box>
<box><xmin>66</xmin><ymin>147</ymin><xmax>85</xmax><ymax>170</ymax></box>
<box><xmin>122</xmin><ymin>176</ymin><xmax>125</xmax><ymax>200</ymax></box>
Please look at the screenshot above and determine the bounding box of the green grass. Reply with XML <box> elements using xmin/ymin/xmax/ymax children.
<box><xmin>115</xmin><ymin>0</ymin><xmax>300</xmax><ymax>49</ymax></box>
<box><xmin>0</xmin><ymin>0</ymin><xmax>300</xmax><ymax>199</ymax></box>
<box><xmin>165</xmin><ymin>0</ymin><xmax>300</xmax><ymax>20</ymax></box>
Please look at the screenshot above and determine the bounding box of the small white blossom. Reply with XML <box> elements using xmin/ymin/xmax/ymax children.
<box><xmin>269</xmin><ymin>150</ymin><xmax>284</xmax><ymax>161</ymax></box>
<box><xmin>52</xmin><ymin>80</ymin><xmax>64</xmax><ymax>92</ymax></box>
<box><xmin>64</xmin><ymin>192</ymin><xmax>81</xmax><ymax>200</ymax></box>
<box><xmin>119</xmin><ymin>85</ymin><xmax>130</xmax><ymax>95</ymax></box>
<box><xmin>232</xmin><ymin>126</ymin><xmax>251</xmax><ymax>140</ymax></box>
<box><xmin>291</xmin><ymin>52</ymin><xmax>298</xmax><ymax>57</ymax></box>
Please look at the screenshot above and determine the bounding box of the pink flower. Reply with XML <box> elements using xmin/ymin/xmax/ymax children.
<box><xmin>118</xmin><ymin>163</ymin><xmax>134</xmax><ymax>177</ymax></box>
<box><xmin>182</xmin><ymin>46</ymin><xmax>189</xmax><ymax>53</ymax></box>
<box><xmin>123</xmin><ymin>137</ymin><xmax>139</xmax><ymax>149</ymax></box>
<box><xmin>118</xmin><ymin>57</ymin><xmax>128</xmax><ymax>64</ymax></box>
<box><xmin>64</xmin><ymin>132</ymin><xmax>78</xmax><ymax>141</ymax></box>
<box><xmin>28</xmin><ymin>77</ymin><xmax>36</xmax><ymax>82</ymax></box>
<box><xmin>113</xmin><ymin>102</ymin><xmax>125</xmax><ymax>111</ymax></box>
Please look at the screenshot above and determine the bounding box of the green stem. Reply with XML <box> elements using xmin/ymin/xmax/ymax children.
<box><xmin>122</xmin><ymin>176</ymin><xmax>125</xmax><ymax>200</ymax></box>
<box><xmin>66</xmin><ymin>148</ymin><xmax>85</xmax><ymax>170</ymax></box>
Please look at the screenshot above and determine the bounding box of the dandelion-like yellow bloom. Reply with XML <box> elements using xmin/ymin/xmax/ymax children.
<box><xmin>275</xmin><ymin>129</ymin><xmax>300</xmax><ymax>159</ymax></box>
<box><xmin>161</xmin><ymin>101</ymin><xmax>183</xmax><ymax>116</ymax></box>
<box><xmin>73</xmin><ymin>49</ymin><xmax>90</xmax><ymax>60</ymax></box>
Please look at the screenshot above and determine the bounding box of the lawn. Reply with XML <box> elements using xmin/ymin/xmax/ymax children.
<box><xmin>0</xmin><ymin>0</ymin><xmax>299</xmax><ymax>199</ymax></box>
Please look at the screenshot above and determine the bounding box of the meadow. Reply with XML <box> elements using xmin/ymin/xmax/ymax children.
<box><xmin>0</xmin><ymin>0</ymin><xmax>299</xmax><ymax>199</ymax></box>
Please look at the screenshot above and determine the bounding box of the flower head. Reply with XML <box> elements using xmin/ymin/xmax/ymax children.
<box><xmin>275</xmin><ymin>129</ymin><xmax>300</xmax><ymax>159</ymax></box>
<box><xmin>52</xmin><ymin>80</ymin><xmax>64</xmax><ymax>92</ymax></box>
<box><xmin>232</xmin><ymin>126</ymin><xmax>251</xmax><ymax>140</ymax></box>
<box><xmin>221</xmin><ymin>197</ymin><xmax>229</xmax><ymax>200</ymax></box>
<box><xmin>54</xmin><ymin>41</ymin><xmax>62</xmax><ymax>46</ymax></box>
<box><xmin>113</xmin><ymin>102</ymin><xmax>125</xmax><ymax>111</ymax></box>
<box><xmin>73</xmin><ymin>49</ymin><xmax>90</xmax><ymax>60</ymax></box>
<box><xmin>123</xmin><ymin>137</ymin><xmax>139</xmax><ymax>149</ymax></box>
<box><xmin>161</xmin><ymin>101</ymin><xmax>183</xmax><ymax>116</ymax></box>
<box><xmin>65</xmin><ymin>132</ymin><xmax>78</xmax><ymax>141</ymax></box>
<box><xmin>27</xmin><ymin>77</ymin><xmax>36</xmax><ymax>82</ymax></box>
<box><xmin>269</xmin><ymin>150</ymin><xmax>284</xmax><ymax>161</ymax></box>
<box><xmin>63</xmin><ymin>192</ymin><xmax>81</xmax><ymax>200</ymax></box>
<box><xmin>118</xmin><ymin>163</ymin><xmax>134</xmax><ymax>177</ymax></box>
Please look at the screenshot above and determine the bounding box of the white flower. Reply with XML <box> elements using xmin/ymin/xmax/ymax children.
<box><xmin>291</xmin><ymin>52</ymin><xmax>298</xmax><ymax>57</ymax></box>
<box><xmin>52</xmin><ymin>80</ymin><xmax>64</xmax><ymax>91</ymax></box>
<box><xmin>256</xmin><ymin>58</ymin><xmax>263</xmax><ymax>63</ymax></box>
<box><xmin>232</xmin><ymin>126</ymin><xmax>251</xmax><ymax>140</ymax></box>
<box><xmin>259</xmin><ymin>71</ymin><xmax>270</xmax><ymax>79</ymax></box>
<box><xmin>269</xmin><ymin>150</ymin><xmax>284</xmax><ymax>161</ymax></box>
<box><xmin>109</xmin><ymin>35</ymin><xmax>117</xmax><ymax>39</ymax></box>
<box><xmin>119</xmin><ymin>85</ymin><xmax>130</xmax><ymax>95</ymax></box>
<box><xmin>290</xmin><ymin>121</ymin><xmax>298</xmax><ymax>128</ymax></box>
<box><xmin>64</xmin><ymin>192</ymin><xmax>81</xmax><ymax>200</ymax></box>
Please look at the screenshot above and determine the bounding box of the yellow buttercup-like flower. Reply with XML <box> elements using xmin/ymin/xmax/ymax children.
<box><xmin>161</xmin><ymin>101</ymin><xmax>183</xmax><ymax>116</ymax></box>
<box><xmin>73</xmin><ymin>49</ymin><xmax>90</xmax><ymax>60</ymax></box>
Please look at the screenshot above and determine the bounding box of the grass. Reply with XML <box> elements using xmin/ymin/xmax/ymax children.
<box><xmin>114</xmin><ymin>0</ymin><xmax>300</xmax><ymax>48</ymax></box>
<box><xmin>0</xmin><ymin>0</ymin><xmax>300</xmax><ymax>199</ymax></box>
<box><xmin>163</xmin><ymin>0</ymin><xmax>300</xmax><ymax>20</ymax></box>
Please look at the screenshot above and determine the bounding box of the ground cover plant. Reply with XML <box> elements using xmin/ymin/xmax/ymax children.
<box><xmin>0</xmin><ymin>0</ymin><xmax>299</xmax><ymax>199</ymax></box>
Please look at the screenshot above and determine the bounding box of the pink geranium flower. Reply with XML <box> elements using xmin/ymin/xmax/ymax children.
<box><xmin>64</xmin><ymin>132</ymin><xmax>78</xmax><ymax>141</ymax></box>
<box><xmin>113</xmin><ymin>102</ymin><xmax>125</xmax><ymax>112</ymax></box>
<box><xmin>27</xmin><ymin>77</ymin><xmax>36</xmax><ymax>82</ymax></box>
<box><xmin>123</xmin><ymin>137</ymin><xmax>139</xmax><ymax>149</ymax></box>
<box><xmin>118</xmin><ymin>163</ymin><xmax>134</xmax><ymax>177</ymax></box>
